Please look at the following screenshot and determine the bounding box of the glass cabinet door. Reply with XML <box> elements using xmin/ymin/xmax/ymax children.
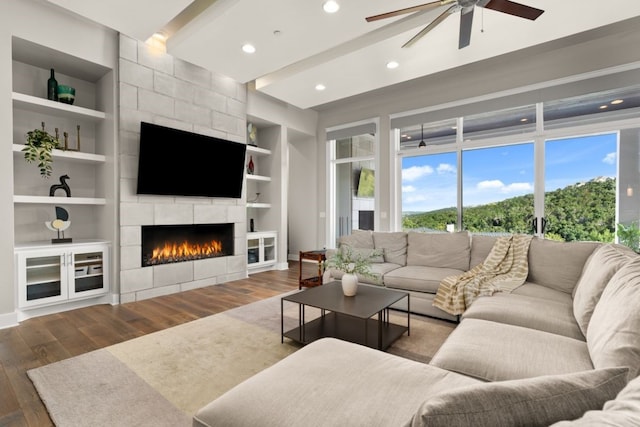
<box><xmin>70</xmin><ymin>247</ymin><xmax>108</xmax><ymax>298</ymax></box>
<box><xmin>18</xmin><ymin>250</ymin><xmax>67</xmax><ymax>307</ymax></box>
<box><xmin>247</xmin><ymin>237</ymin><xmax>260</xmax><ymax>265</ymax></box>
<box><xmin>263</xmin><ymin>236</ymin><xmax>275</xmax><ymax>263</ymax></box>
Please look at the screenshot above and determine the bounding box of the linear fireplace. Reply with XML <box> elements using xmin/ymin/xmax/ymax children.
<box><xmin>141</xmin><ymin>224</ymin><xmax>234</xmax><ymax>267</ymax></box>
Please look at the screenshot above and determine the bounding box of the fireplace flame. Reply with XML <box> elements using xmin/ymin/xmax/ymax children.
<box><xmin>149</xmin><ymin>239</ymin><xmax>224</xmax><ymax>264</ymax></box>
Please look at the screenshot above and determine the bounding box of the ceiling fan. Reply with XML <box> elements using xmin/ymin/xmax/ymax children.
<box><xmin>366</xmin><ymin>0</ymin><xmax>544</xmax><ymax>49</ymax></box>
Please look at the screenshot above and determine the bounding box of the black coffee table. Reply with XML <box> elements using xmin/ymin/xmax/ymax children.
<box><xmin>281</xmin><ymin>281</ymin><xmax>410</xmax><ymax>350</ymax></box>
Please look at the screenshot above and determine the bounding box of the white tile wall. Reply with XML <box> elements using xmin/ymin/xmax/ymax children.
<box><xmin>117</xmin><ymin>34</ymin><xmax>248</xmax><ymax>302</ymax></box>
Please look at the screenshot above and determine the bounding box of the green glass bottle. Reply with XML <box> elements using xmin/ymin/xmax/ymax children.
<box><xmin>47</xmin><ymin>68</ymin><xmax>58</xmax><ymax>101</ymax></box>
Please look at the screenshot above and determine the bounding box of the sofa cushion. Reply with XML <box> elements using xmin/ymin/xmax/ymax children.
<box><xmin>469</xmin><ymin>234</ymin><xmax>499</xmax><ymax>269</ymax></box>
<box><xmin>337</xmin><ymin>229</ymin><xmax>374</xmax><ymax>249</ymax></box>
<box><xmin>409</xmin><ymin>367</ymin><xmax>628</xmax><ymax>427</ymax></box>
<box><xmin>573</xmin><ymin>244</ymin><xmax>635</xmax><ymax>336</ymax></box>
<box><xmin>373</xmin><ymin>231</ymin><xmax>408</xmax><ymax>266</ymax></box>
<box><xmin>384</xmin><ymin>265</ymin><xmax>466</xmax><ymax>294</ymax></box>
<box><xmin>527</xmin><ymin>238</ymin><xmax>600</xmax><ymax>294</ymax></box>
<box><xmin>512</xmin><ymin>282</ymin><xmax>574</xmax><ymax>304</ymax></box>
<box><xmin>463</xmin><ymin>293</ymin><xmax>584</xmax><ymax>340</ymax></box>
<box><xmin>551</xmin><ymin>371</ymin><xmax>640</xmax><ymax>426</ymax></box>
<box><xmin>193</xmin><ymin>338</ymin><xmax>480</xmax><ymax>427</ymax></box>
<box><xmin>430</xmin><ymin>319</ymin><xmax>593</xmax><ymax>381</ymax></box>
<box><xmin>587</xmin><ymin>257</ymin><xmax>640</xmax><ymax>379</ymax></box>
<box><xmin>407</xmin><ymin>231</ymin><xmax>470</xmax><ymax>270</ymax></box>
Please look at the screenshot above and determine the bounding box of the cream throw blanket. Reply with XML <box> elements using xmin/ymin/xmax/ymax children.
<box><xmin>433</xmin><ymin>234</ymin><xmax>534</xmax><ymax>315</ymax></box>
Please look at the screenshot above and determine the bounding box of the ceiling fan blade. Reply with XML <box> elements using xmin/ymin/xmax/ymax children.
<box><xmin>483</xmin><ymin>0</ymin><xmax>544</xmax><ymax>20</ymax></box>
<box><xmin>402</xmin><ymin>4</ymin><xmax>456</xmax><ymax>48</ymax></box>
<box><xmin>366</xmin><ymin>0</ymin><xmax>454</xmax><ymax>22</ymax></box>
<box><xmin>459</xmin><ymin>7</ymin><xmax>474</xmax><ymax>49</ymax></box>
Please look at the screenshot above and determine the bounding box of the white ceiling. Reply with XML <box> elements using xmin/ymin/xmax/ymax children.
<box><xmin>46</xmin><ymin>0</ymin><xmax>640</xmax><ymax>110</ymax></box>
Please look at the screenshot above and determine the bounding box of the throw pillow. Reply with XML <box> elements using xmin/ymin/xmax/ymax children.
<box><xmin>572</xmin><ymin>244</ymin><xmax>634</xmax><ymax>336</ymax></box>
<box><xmin>407</xmin><ymin>367</ymin><xmax>629</xmax><ymax>427</ymax></box>
<box><xmin>550</xmin><ymin>372</ymin><xmax>640</xmax><ymax>426</ymax></box>
<box><xmin>587</xmin><ymin>256</ymin><xmax>640</xmax><ymax>380</ymax></box>
<box><xmin>373</xmin><ymin>232</ymin><xmax>408</xmax><ymax>265</ymax></box>
<box><xmin>406</xmin><ymin>231</ymin><xmax>470</xmax><ymax>270</ymax></box>
<box><xmin>337</xmin><ymin>230</ymin><xmax>374</xmax><ymax>249</ymax></box>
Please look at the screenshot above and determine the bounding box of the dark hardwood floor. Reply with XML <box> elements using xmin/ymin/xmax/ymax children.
<box><xmin>0</xmin><ymin>261</ymin><xmax>310</xmax><ymax>427</ymax></box>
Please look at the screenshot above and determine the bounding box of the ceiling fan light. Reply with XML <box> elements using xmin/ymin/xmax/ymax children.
<box><xmin>323</xmin><ymin>1</ymin><xmax>340</xmax><ymax>13</ymax></box>
<box><xmin>418</xmin><ymin>141</ymin><xmax>426</xmax><ymax>147</ymax></box>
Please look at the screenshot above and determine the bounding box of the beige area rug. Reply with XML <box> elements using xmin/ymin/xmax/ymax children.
<box><xmin>28</xmin><ymin>292</ymin><xmax>456</xmax><ymax>426</ymax></box>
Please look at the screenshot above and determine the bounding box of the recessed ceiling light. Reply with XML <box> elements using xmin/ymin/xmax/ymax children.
<box><xmin>386</xmin><ymin>61</ymin><xmax>399</xmax><ymax>69</ymax></box>
<box><xmin>611</xmin><ymin>99</ymin><xmax>624</xmax><ymax>105</ymax></box>
<box><xmin>315</xmin><ymin>84</ymin><xmax>326</xmax><ymax>91</ymax></box>
<box><xmin>242</xmin><ymin>44</ymin><xmax>256</xmax><ymax>54</ymax></box>
<box><xmin>599</xmin><ymin>105</ymin><xmax>608</xmax><ymax>110</ymax></box>
<box><xmin>520</xmin><ymin>118</ymin><xmax>528</xmax><ymax>122</ymax></box>
<box><xmin>323</xmin><ymin>1</ymin><xmax>340</xmax><ymax>13</ymax></box>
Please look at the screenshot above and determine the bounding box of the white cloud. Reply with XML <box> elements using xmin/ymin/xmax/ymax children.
<box><xmin>477</xmin><ymin>180</ymin><xmax>533</xmax><ymax>194</ymax></box>
<box><xmin>402</xmin><ymin>165</ymin><xmax>434</xmax><ymax>182</ymax></box>
<box><xmin>404</xmin><ymin>194</ymin><xmax>427</xmax><ymax>203</ymax></box>
<box><xmin>402</xmin><ymin>185</ymin><xmax>416</xmax><ymax>193</ymax></box>
<box><xmin>477</xmin><ymin>180</ymin><xmax>504</xmax><ymax>190</ymax></box>
<box><xmin>437</xmin><ymin>163</ymin><xmax>456</xmax><ymax>174</ymax></box>
<box><xmin>603</xmin><ymin>152</ymin><xmax>616</xmax><ymax>165</ymax></box>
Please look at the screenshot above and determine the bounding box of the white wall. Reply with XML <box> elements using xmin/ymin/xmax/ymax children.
<box><xmin>0</xmin><ymin>0</ymin><xmax>118</xmax><ymax>327</ymax></box>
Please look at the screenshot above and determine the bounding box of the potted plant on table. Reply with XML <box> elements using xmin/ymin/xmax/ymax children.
<box><xmin>325</xmin><ymin>246</ymin><xmax>381</xmax><ymax>296</ymax></box>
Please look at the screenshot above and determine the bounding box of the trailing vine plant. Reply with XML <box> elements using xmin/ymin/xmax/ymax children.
<box><xmin>23</xmin><ymin>123</ymin><xmax>60</xmax><ymax>178</ymax></box>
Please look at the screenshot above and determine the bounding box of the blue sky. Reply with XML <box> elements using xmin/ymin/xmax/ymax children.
<box><xmin>402</xmin><ymin>133</ymin><xmax>617</xmax><ymax>212</ymax></box>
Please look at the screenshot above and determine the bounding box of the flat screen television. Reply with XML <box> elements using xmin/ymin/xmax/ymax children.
<box><xmin>136</xmin><ymin>122</ymin><xmax>246</xmax><ymax>198</ymax></box>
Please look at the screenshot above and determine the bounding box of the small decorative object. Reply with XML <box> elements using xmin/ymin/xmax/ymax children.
<box><xmin>247</xmin><ymin>155</ymin><xmax>255</xmax><ymax>174</ymax></box>
<box><xmin>250</xmin><ymin>218</ymin><xmax>255</xmax><ymax>232</ymax></box>
<box><xmin>247</xmin><ymin>123</ymin><xmax>258</xmax><ymax>146</ymax></box>
<box><xmin>23</xmin><ymin>122</ymin><xmax>60</xmax><ymax>178</ymax></box>
<box><xmin>326</xmin><ymin>247</ymin><xmax>381</xmax><ymax>296</ymax></box>
<box><xmin>49</xmin><ymin>174</ymin><xmax>71</xmax><ymax>197</ymax></box>
<box><xmin>63</xmin><ymin>132</ymin><xmax>69</xmax><ymax>150</ymax></box>
<box><xmin>47</xmin><ymin>68</ymin><xmax>58</xmax><ymax>101</ymax></box>
<box><xmin>76</xmin><ymin>125</ymin><xmax>81</xmax><ymax>151</ymax></box>
<box><xmin>56</xmin><ymin>84</ymin><xmax>75</xmax><ymax>104</ymax></box>
<box><xmin>248</xmin><ymin>192</ymin><xmax>261</xmax><ymax>203</ymax></box>
<box><xmin>45</xmin><ymin>206</ymin><xmax>72</xmax><ymax>243</ymax></box>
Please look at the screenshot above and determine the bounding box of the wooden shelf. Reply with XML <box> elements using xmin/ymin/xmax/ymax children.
<box><xmin>12</xmin><ymin>144</ymin><xmax>106</xmax><ymax>163</ymax></box>
<box><xmin>12</xmin><ymin>92</ymin><xmax>106</xmax><ymax>121</ymax></box>
<box><xmin>14</xmin><ymin>195</ymin><xmax>106</xmax><ymax>205</ymax></box>
<box><xmin>247</xmin><ymin>202</ymin><xmax>271</xmax><ymax>209</ymax></box>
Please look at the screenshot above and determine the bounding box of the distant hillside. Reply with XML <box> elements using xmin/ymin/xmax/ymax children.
<box><xmin>403</xmin><ymin>178</ymin><xmax>616</xmax><ymax>242</ymax></box>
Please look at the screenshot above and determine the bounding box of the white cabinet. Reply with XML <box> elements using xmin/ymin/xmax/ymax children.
<box><xmin>16</xmin><ymin>241</ymin><xmax>110</xmax><ymax>309</ymax></box>
<box><xmin>247</xmin><ymin>232</ymin><xmax>277</xmax><ymax>273</ymax></box>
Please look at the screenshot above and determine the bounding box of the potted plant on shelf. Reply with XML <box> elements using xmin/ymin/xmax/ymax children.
<box><xmin>23</xmin><ymin>125</ymin><xmax>60</xmax><ymax>178</ymax></box>
<box><xmin>325</xmin><ymin>246</ymin><xmax>381</xmax><ymax>296</ymax></box>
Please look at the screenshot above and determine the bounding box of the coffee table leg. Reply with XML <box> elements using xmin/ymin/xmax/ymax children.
<box><xmin>378</xmin><ymin>310</ymin><xmax>383</xmax><ymax>350</ymax></box>
<box><xmin>281</xmin><ymin>298</ymin><xmax>284</xmax><ymax>343</ymax></box>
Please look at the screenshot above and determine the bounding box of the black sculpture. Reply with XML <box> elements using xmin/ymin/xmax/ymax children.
<box><xmin>49</xmin><ymin>174</ymin><xmax>71</xmax><ymax>197</ymax></box>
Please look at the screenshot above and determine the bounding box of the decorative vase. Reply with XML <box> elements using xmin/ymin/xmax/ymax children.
<box><xmin>47</xmin><ymin>68</ymin><xmax>58</xmax><ymax>101</ymax></box>
<box><xmin>247</xmin><ymin>155</ymin><xmax>254</xmax><ymax>174</ymax></box>
<box><xmin>341</xmin><ymin>273</ymin><xmax>358</xmax><ymax>296</ymax></box>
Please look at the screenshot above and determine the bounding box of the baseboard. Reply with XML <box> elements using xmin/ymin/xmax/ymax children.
<box><xmin>0</xmin><ymin>311</ymin><xmax>19</xmax><ymax>330</ymax></box>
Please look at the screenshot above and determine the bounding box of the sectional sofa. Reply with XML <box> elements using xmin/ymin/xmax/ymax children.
<box><xmin>194</xmin><ymin>231</ymin><xmax>640</xmax><ymax>426</ymax></box>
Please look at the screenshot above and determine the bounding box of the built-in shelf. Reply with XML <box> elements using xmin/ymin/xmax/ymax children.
<box><xmin>246</xmin><ymin>145</ymin><xmax>271</xmax><ymax>156</ymax></box>
<box><xmin>247</xmin><ymin>174</ymin><xmax>271</xmax><ymax>182</ymax></box>
<box><xmin>247</xmin><ymin>202</ymin><xmax>271</xmax><ymax>209</ymax></box>
<box><xmin>12</xmin><ymin>144</ymin><xmax>106</xmax><ymax>163</ymax></box>
<box><xmin>14</xmin><ymin>195</ymin><xmax>106</xmax><ymax>205</ymax></box>
<box><xmin>12</xmin><ymin>92</ymin><xmax>106</xmax><ymax>122</ymax></box>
